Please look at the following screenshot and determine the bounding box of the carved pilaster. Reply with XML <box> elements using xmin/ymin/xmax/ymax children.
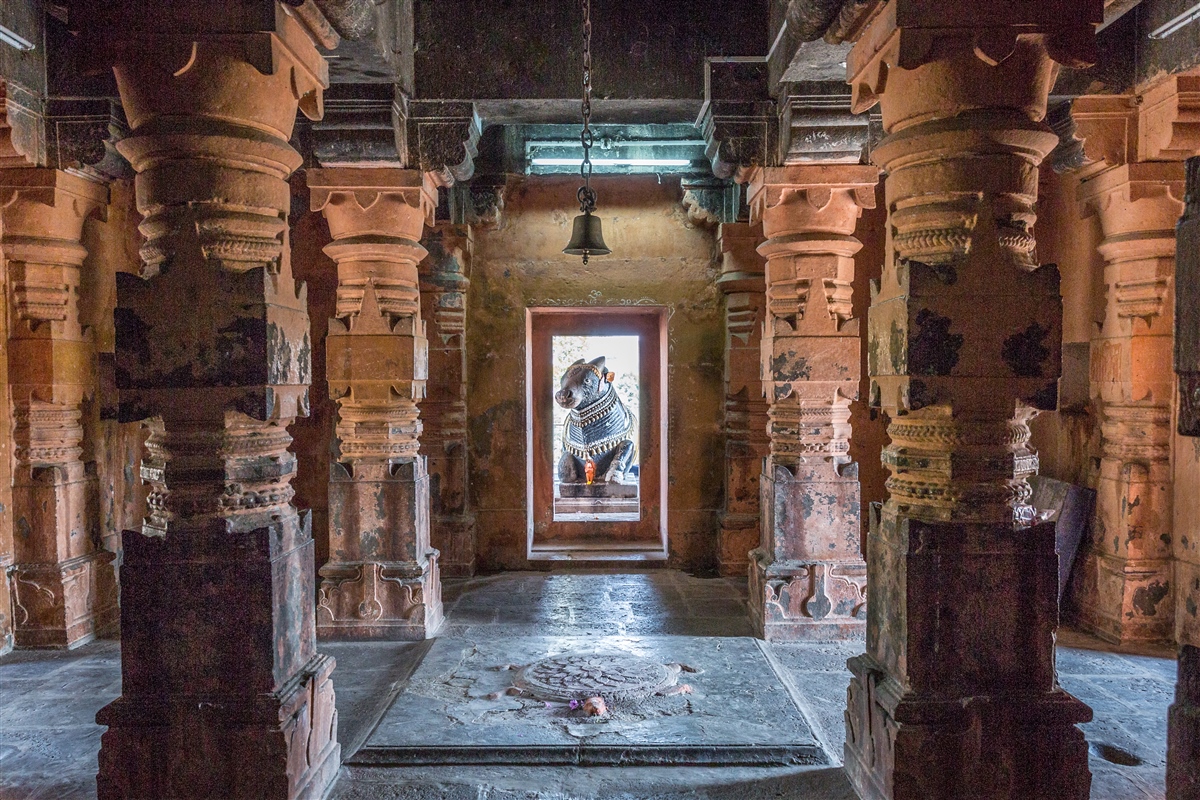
<box><xmin>844</xmin><ymin>4</ymin><xmax>1097</xmax><ymax>797</ymax></box>
<box><xmin>0</xmin><ymin>168</ymin><xmax>116</xmax><ymax>649</ymax></box>
<box><xmin>86</xmin><ymin>4</ymin><xmax>340</xmax><ymax>798</ymax></box>
<box><xmin>308</xmin><ymin>167</ymin><xmax>443</xmax><ymax>638</ymax></box>
<box><xmin>745</xmin><ymin>165</ymin><xmax>876</xmax><ymax>640</ymax></box>
<box><xmin>715</xmin><ymin>222</ymin><xmax>768</xmax><ymax>578</ymax></box>
<box><xmin>419</xmin><ymin>222</ymin><xmax>476</xmax><ymax>577</ymax></box>
<box><xmin>1073</xmin><ymin>162</ymin><xmax>1184</xmax><ymax>645</ymax></box>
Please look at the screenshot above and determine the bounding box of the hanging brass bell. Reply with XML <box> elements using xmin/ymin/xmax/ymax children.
<box><xmin>563</xmin><ymin>211</ymin><xmax>611</xmax><ymax>259</ymax></box>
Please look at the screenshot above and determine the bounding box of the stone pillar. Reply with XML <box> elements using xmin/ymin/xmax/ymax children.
<box><xmin>745</xmin><ymin>166</ymin><xmax>877</xmax><ymax>640</ymax></box>
<box><xmin>842</xmin><ymin>4</ymin><xmax>1097</xmax><ymax>797</ymax></box>
<box><xmin>419</xmin><ymin>223</ymin><xmax>476</xmax><ymax>577</ymax></box>
<box><xmin>308</xmin><ymin>167</ymin><xmax>443</xmax><ymax>639</ymax></box>
<box><xmin>715</xmin><ymin>222</ymin><xmax>769</xmax><ymax>578</ymax></box>
<box><xmin>1169</xmin><ymin>156</ymin><xmax>1200</xmax><ymax>800</ymax></box>
<box><xmin>0</xmin><ymin>169</ymin><xmax>116</xmax><ymax>648</ymax></box>
<box><xmin>92</xmin><ymin>6</ymin><xmax>340</xmax><ymax>798</ymax></box>
<box><xmin>1075</xmin><ymin>162</ymin><xmax>1184</xmax><ymax>644</ymax></box>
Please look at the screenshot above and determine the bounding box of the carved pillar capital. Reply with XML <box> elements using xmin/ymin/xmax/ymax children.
<box><xmin>847</xmin><ymin>1</ymin><xmax>1101</xmax><ymax>128</ymax></box>
<box><xmin>1137</xmin><ymin>71</ymin><xmax>1200</xmax><ymax>163</ymax></box>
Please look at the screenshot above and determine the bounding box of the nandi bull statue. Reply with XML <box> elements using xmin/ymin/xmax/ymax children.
<box><xmin>554</xmin><ymin>356</ymin><xmax>637</xmax><ymax>484</ymax></box>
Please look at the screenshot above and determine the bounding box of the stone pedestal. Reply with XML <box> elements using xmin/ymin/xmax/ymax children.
<box><xmin>309</xmin><ymin>167</ymin><xmax>443</xmax><ymax>639</ymax></box>
<box><xmin>419</xmin><ymin>223</ymin><xmax>477</xmax><ymax>577</ymax></box>
<box><xmin>0</xmin><ymin>168</ymin><xmax>117</xmax><ymax>649</ymax></box>
<box><xmin>715</xmin><ymin>222</ymin><xmax>769</xmax><ymax>578</ymax></box>
<box><xmin>88</xmin><ymin>4</ymin><xmax>340</xmax><ymax>797</ymax></box>
<box><xmin>842</xmin><ymin>4</ymin><xmax>1097</xmax><ymax>797</ymax></box>
<box><xmin>1074</xmin><ymin>162</ymin><xmax>1184</xmax><ymax>644</ymax></box>
<box><xmin>745</xmin><ymin>166</ymin><xmax>877</xmax><ymax>641</ymax></box>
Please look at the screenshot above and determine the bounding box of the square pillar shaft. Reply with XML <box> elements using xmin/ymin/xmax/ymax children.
<box><xmin>84</xmin><ymin>4</ymin><xmax>341</xmax><ymax>798</ymax></box>
<box><xmin>745</xmin><ymin>165</ymin><xmax>878</xmax><ymax>641</ymax></box>
<box><xmin>309</xmin><ymin>167</ymin><xmax>444</xmax><ymax>639</ymax></box>
<box><xmin>843</xmin><ymin>3</ymin><xmax>1099</xmax><ymax>797</ymax></box>
<box><xmin>0</xmin><ymin>168</ymin><xmax>117</xmax><ymax>649</ymax></box>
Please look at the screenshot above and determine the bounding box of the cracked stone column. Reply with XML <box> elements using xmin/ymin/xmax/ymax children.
<box><xmin>308</xmin><ymin>167</ymin><xmax>443</xmax><ymax>639</ymax></box>
<box><xmin>0</xmin><ymin>169</ymin><xmax>117</xmax><ymax>648</ymax></box>
<box><xmin>842</xmin><ymin>3</ymin><xmax>1097</xmax><ymax>797</ymax></box>
<box><xmin>745</xmin><ymin>166</ymin><xmax>877</xmax><ymax>640</ymax></box>
<box><xmin>716</xmin><ymin>222</ymin><xmax>769</xmax><ymax>578</ymax></box>
<box><xmin>1169</xmin><ymin>155</ymin><xmax>1200</xmax><ymax>800</ymax></box>
<box><xmin>89</xmin><ymin>4</ymin><xmax>340</xmax><ymax>797</ymax></box>
<box><xmin>1075</xmin><ymin>162</ymin><xmax>1184</xmax><ymax>644</ymax></box>
<box><xmin>420</xmin><ymin>222</ymin><xmax>476</xmax><ymax>577</ymax></box>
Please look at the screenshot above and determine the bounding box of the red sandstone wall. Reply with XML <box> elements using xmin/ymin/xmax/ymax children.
<box><xmin>467</xmin><ymin>175</ymin><xmax>725</xmax><ymax>572</ymax></box>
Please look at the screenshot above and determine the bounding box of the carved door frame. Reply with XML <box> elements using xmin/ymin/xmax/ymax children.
<box><xmin>526</xmin><ymin>307</ymin><xmax>668</xmax><ymax>561</ymax></box>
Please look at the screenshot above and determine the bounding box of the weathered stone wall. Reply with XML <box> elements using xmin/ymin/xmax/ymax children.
<box><xmin>467</xmin><ymin>175</ymin><xmax>724</xmax><ymax>572</ymax></box>
<box><xmin>79</xmin><ymin>179</ymin><xmax>146</xmax><ymax>588</ymax></box>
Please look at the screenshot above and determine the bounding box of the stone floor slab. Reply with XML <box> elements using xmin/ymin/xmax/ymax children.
<box><xmin>353</xmin><ymin>635</ymin><xmax>826</xmax><ymax>768</ymax></box>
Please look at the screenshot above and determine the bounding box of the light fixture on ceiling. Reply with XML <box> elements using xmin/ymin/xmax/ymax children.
<box><xmin>563</xmin><ymin>0</ymin><xmax>611</xmax><ymax>265</ymax></box>
<box><xmin>0</xmin><ymin>24</ymin><xmax>35</xmax><ymax>51</ymax></box>
<box><xmin>534</xmin><ymin>158</ymin><xmax>692</xmax><ymax>168</ymax></box>
<box><xmin>1149</xmin><ymin>1</ymin><xmax>1200</xmax><ymax>38</ymax></box>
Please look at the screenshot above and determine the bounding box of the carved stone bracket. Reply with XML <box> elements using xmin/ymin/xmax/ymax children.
<box><xmin>780</xmin><ymin>91</ymin><xmax>872</xmax><ymax>164</ymax></box>
<box><xmin>1</xmin><ymin>81</ymin><xmax>131</xmax><ymax>182</ymax></box>
<box><xmin>399</xmin><ymin>98</ymin><xmax>482</xmax><ymax>185</ymax></box>
<box><xmin>846</xmin><ymin>1</ymin><xmax>1101</xmax><ymax>122</ymax></box>
<box><xmin>697</xmin><ymin>60</ymin><xmax>778</xmax><ymax>180</ymax></box>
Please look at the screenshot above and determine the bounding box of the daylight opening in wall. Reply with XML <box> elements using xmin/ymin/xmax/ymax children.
<box><xmin>551</xmin><ymin>335</ymin><xmax>640</xmax><ymax>522</ymax></box>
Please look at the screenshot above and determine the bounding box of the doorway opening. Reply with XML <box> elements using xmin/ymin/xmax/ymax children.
<box><xmin>527</xmin><ymin>307</ymin><xmax>668</xmax><ymax>561</ymax></box>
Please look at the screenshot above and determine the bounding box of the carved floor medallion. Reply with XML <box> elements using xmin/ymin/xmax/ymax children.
<box><xmin>514</xmin><ymin>653</ymin><xmax>680</xmax><ymax>701</ymax></box>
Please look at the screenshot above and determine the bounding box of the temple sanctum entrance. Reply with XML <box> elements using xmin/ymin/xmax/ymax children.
<box><xmin>528</xmin><ymin>308</ymin><xmax>668</xmax><ymax>561</ymax></box>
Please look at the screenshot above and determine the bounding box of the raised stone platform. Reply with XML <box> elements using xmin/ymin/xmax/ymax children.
<box><xmin>350</xmin><ymin>635</ymin><xmax>827</xmax><ymax>767</ymax></box>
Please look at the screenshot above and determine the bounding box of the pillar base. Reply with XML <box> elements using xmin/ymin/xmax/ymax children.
<box><xmin>845</xmin><ymin>653</ymin><xmax>1092</xmax><ymax>800</ymax></box>
<box><xmin>1168</xmin><ymin>645</ymin><xmax>1200</xmax><ymax>800</ymax></box>
<box><xmin>750</xmin><ymin>551</ymin><xmax>867</xmax><ymax>641</ymax></box>
<box><xmin>317</xmin><ymin>555</ymin><xmax>443</xmax><ymax>640</ymax></box>
<box><xmin>432</xmin><ymin>515</ymin><xmax>477</xmax><ymax>578</ymax></box>
<box><xmin>96</xmin><ymin>654</ymin><xmax>339</xmax><ymax>800</ymax></box>
<box><xmin>1070</xmin><ymin>552</ymin><xmax>1174</xmax><ymax>645</ymax></box>
<box><xmin>718</xmin><ymin>514</ymin><xmax>758</xmax><ymax>578</ymax></box>
<box><xmin>11</xmin><ymin>550</ymin><xmax>118</xmax><ymax>649</ymax></box>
